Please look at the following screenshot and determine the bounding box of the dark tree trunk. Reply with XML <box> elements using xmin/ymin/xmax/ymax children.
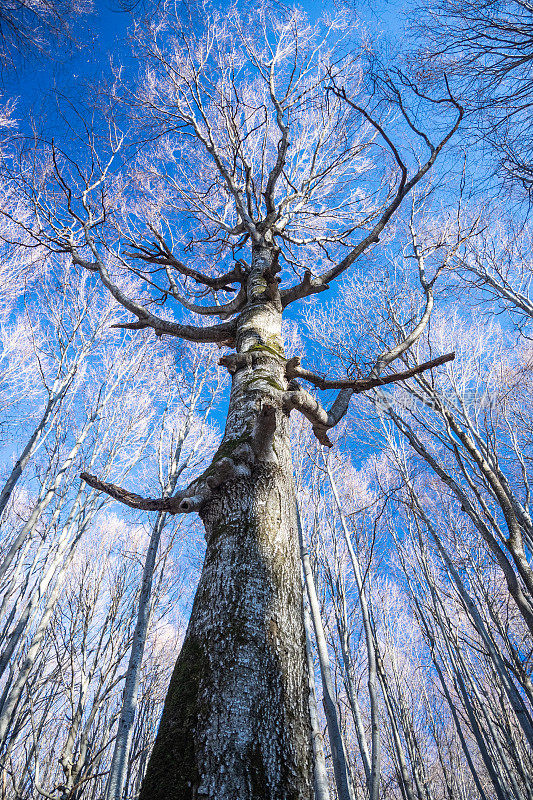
<box><xmin>139</xmin><ymin>246</ymin><xmax>314</xmax><ymax>800</ymax></box>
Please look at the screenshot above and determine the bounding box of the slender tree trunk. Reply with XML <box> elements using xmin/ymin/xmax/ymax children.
<box><xmin>0</xmin><ymin>410</ymin><xmax>97</xmax><ymax>586</ymax></box>
<box><xmin>0</xmin><ymin>529</ymin><xmax>82</xmax><ymax>751</ymax></box>
<box><xmin>377</xmin><ymin>659</ymin><xmax>418</xmax><ymax>800</ymax></box>
<box><xmin>338</xmin><ymin>613</ymin><xmax>372</xmax><ymax>786</ymax></box>
<box><xmin>385</xmin><ymin>406</ymin><xmax>533</xmax><ymax>636</ymax></box>
<box><xmin>408</xmin><ymin>592</ymin><xmax>491</xmax><ymax>800</ymax></box>
<box><xmin>105</xmin><ymin>511</ymin><xmax>166</xmax><ymax>800</ymax></box>
<box><xmin>325</xmin><ymin>557</ymin><xmax>371</xmax><ymax>785</ymax></box>
<box><xmin>298</xmin><ymin>504</ymin><xmax>354</xmax><ymax>800</ymax></box>
<box><xmin>409</xmin><ymin>496</ymin><xmax>533</xmax><ymax>748</ymax></box>
<box><xmin>0</xmin><ymin>369</ymin><xmax>75</xmax><ymax>519</ymax></box>
<box><xmin>139</xmin><ymin>246</ymin><xmax>313</xmax><ymax>800</ymax></box>
<box><xmin>303</xmin><ymin>595</ymin><xmax>331</xmax><ymax>800</ymax></box>
<box><xmin>326</xmin><ymin>463</ymin><xmax>381</xmax><ymax>800</ymax></box>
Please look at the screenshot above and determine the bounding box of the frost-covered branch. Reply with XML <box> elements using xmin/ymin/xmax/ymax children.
<box><xmin>281</xmin><ymin>82</ymin><xmax>463</xmax><ymax>307</ymax></box>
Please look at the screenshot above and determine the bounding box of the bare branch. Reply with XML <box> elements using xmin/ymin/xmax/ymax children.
<box><xmin>285</xmin><ymin>352</ymin><xmax>455</xmax><ymax>391</ymax></box>
<box><xmin>72</xmin><ymin>252</ymin><xmax>237</xmax><ymax>344</ymax></box>
<box><xmin>283</xmin><ymin>388</ymin><xmax>339</xmax><ymax>447</ymax></box>
<box><xmin>80</xmin><ymin>473</ymin><xmax>182</xmax><ymax>512</ymax></box>
<box><xmin>280</xmin><ymin>269</ymin><xmax>330</xmax><ymax>308</ymax></box>
<box><xmin>174</xmin><ymin>286</ymin><xmax>247</xmax><ymax>319</ymax></box>
<box><xmin>281</xmin><ymin>86</ymin><xmax>463</xmax><ymax>307</ymax></box>
<box><xmin>128</xmin><ymin>228</ymin><xmax>246</xmax><ymax>291</ymax></box>
<box><xmin>81</xmin><ymin>436</ymin><xmax>259</xmax><ymax>515</ymax></box>
<box><xmin>371</xmin><ymin>218</ymin><xmax>441</xmax><ymax>376</ymax></box>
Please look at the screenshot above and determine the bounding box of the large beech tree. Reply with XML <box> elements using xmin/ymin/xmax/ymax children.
<box><xmin>12</xmin><ymin>4</ymin><xmax>462</xmax><ymax>798</ymax></box>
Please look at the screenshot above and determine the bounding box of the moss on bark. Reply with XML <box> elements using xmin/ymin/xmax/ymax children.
<box><xmin>139</xmin><ymin>635</ymin><xmax>204</xmax><ymax>800</ymax></box>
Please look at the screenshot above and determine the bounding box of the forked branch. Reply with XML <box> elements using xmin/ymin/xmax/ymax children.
<box><xmin>283</xmin><ymin>387</ymin><xmax>354</xmax><ymax>447</ymax></box>
<box><xmin>281</xmin><ymin>82</ymin><xmax>463</xmax><ymax>308</ymax></box>
<box><xmin>284</xmin><ymin>237</ymin><xmax>454</xmax><ymax>445</ymax></box>
<box><xmin>284</xmin><ymin>353</ymin><xmax>454</xmax><ymax>446</ymax></box>
<box><xmin>72</xmin><ymin>252</ymin><xmax>237</xmax><ymax>344</ymax></box>
<box><xmin>127</xmin><ymin>228</ymin><xmax>246</xmax><ymax>291</ymax></box>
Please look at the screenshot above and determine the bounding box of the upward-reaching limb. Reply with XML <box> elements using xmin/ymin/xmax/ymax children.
<box><xmin>281</xmin><ymin>81</ymin><xmax>463</xmax><ymax>308</ymax></box>
<box><xmin>283</xmin><ymin>228</ymin><xmax>454</xmax><ymax>444</ymax></box>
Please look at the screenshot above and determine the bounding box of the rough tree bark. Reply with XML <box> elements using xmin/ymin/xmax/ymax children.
<box><xmin>139</xmin><ymin>246</ymin><xmax>313</xmax><ymax>800</ymax></box>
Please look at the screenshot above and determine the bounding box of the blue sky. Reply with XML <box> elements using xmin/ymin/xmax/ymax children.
<box><xmin>5</xmin><ymin>0</ymin><xmax>404</xmax><ymax>134</ymax></box>
<box><xmin>4</xmin><ymin>1</ymin><xmax>132</xmax><ymax>136</ymax></box>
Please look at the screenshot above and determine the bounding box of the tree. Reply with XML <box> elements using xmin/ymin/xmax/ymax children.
<box><xmin>306</xmin><ymin>207</ymin><xmax>533</xmax><ymax>797</ymax></box>
<box><xmin>10</xmin><ymin>4</ymin><xmax>462</xmax><ymax>797</ymax></box>
<box><xmin>406</xmin><ymin>0</ymin><xmax>533</xmax><ymax>197</ymax></box>
<box><xmin>0</xmin><ymin>260</ymin><xmax>218</xmax><ymax>798</ymax></box>
<box><xmin>0</xmin><ymin>0</ymin><xmax>90</xmax><ymax>69</ymax></box>
<box><xmin>105</xmin><ymin>346</ymin><xmax>221</xmax><ymax>800</ymax></box>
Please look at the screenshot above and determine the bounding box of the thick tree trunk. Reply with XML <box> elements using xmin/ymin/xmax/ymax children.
<box><xmin>139</xmin><ymin>247</ymin><xmax>313</xmax><ymax>800</ymax></box>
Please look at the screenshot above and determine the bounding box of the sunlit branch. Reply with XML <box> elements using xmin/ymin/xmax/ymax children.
<box><xmin>174</xmin><ymin>286</ymin><xmax>247</xmax><ymax>319</ymax></box>
<box><xmin>455</xmin><ymin>257</ymin><xmax>533</xmax><ymax>318</ymax></box>
<box><xmin>262</xmin><ymin>60</ymin><xmax>290</xmax><ymax>220</ymax></box>
<box><xmin>283</xmin><ymin>231</ymin><xmax>454</xmax><ymax>445</ymax></box>
<box><xmin>285</xmin><ymin>352</ymin><xmax>455</xmax><ymax>391</ymax></box>
<box><xmin>372</xmin><ymin>221</ymin><xmax>441</xmax><ymax>375</ymax></box>
<box><xmin>72</xmin><ymin>252</ymin><xmax>237</xmax><ymax>344</ymax></box>
<box><xmin>283</xmin><ymin>386</ymin><xmax>354</xmax><ymax>447</ymax></box>
<box><xmin>80</xmin><ymin>473</ymin><xmax>182</xmax><ymax>512</ymax></box>
<box><xmin>280</xmin><ymin>269</ymin><xmax>330</xmax><ymax>308</ymax></box>
<box><xmin>126</xmin><ymin>229</ymin><xmax>246</xmax><ymax>291</ymax></box>
<box><xmin>81</xmin><ymin>422</ymin><xmax>267</xmax><ymax>515</ymax></box>
<box><xmin>281</xmin><ymin>85</ymin><xmax>463</xmax><ymax>308</ymax></box>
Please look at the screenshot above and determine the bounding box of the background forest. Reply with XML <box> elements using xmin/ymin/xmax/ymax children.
<box><xmin>0</xmin><ymin>0</ymin><xmax>532</xmax><ymax>798</ymax></box>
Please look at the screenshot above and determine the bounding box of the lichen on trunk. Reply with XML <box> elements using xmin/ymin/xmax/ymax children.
<box><xmin>139</xmin><ymin>246</ymin><xmax>313</xmax><ymax>800</ymax></box>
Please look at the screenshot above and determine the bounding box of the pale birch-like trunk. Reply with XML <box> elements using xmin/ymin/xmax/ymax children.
<box><xmin>297</xmin><ymin>504</ymin><xmax>354</xmax><ymax>800</ymax></box>
<box><xmin>106</xmin><ymin>362</ymin><xmax>216</xmax><ymax>800</ymax></box>
<box><xmin>336</xmin><ymin>598</ymin><xmax>372</xmax><ymax>786</ymax></box>
<box><xmin>0</xmin><ymin>516</ymin><xmax>88</xmax><ymax>750</ymax></box>
<box><xmin>0</xmin><ymin>409</ymin><xmax>98</xmax><ymax>586</ymax></box>
<box><xmin>414</xmin><ymin>501</ymin><xmax>533</xmax><ymax>748</ymax></box>
<box><xmin>0</xmin><ymin>370</ymin><xmax>74</xmax><ymax>520</ymax></box>
<box><xmin>139</xmin><ymin>246</ymin><xmax>313</xmax><ymax>800</ymax></box>
<box><xmin>0</xmin><ymin>485</ymin><xmax>87</xmax><ymax>682</ymax></box>
<box><xmin>326</xmin><ymin>463</ymin><xmax>381</xmax><ymax>800</ymax></box>
<box><xmin>408</xmin><ymin>591</ymin><xmax>491</xmax><ymax>800</ymax></box>
<box><xmin>302</xmin><ymin>596</ymin><xmax>330</xmax><ymax>800</ymax></box>
<box><xmin>105</xmin><ymin>510</ymin><xmax>167</xmax><ymax>800</ymax></box>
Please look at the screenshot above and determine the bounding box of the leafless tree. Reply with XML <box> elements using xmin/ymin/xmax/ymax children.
<box><xmin>406</xmin><ymin>0</ymin><xmax>533</xmax><ymax>197</ymax></box>
<box><xmin>0</xmin><ymin>0</ymin><xmax>90</xmax><ymax>69</ymax></box>
<box><xmin>0</xmin><ymin>301</ymin><xmax>220</xmax><ymax>798</ymax></box>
